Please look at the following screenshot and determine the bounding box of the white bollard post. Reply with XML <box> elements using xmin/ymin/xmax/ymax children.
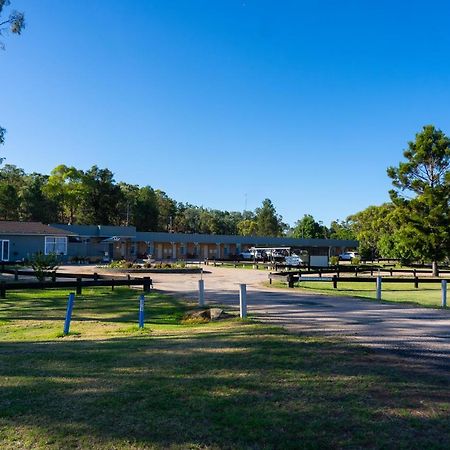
<box><xmin>442</xmin><ymin>280</ymin><xmax>447</xmax><ymax>308</ymax></box>
<box><xmin>239</xmin><ymin>284</ymin><xmax>247</xmax><ymax>318</ymax></box>
<box><xmin>376</xmin><ymin>276</ymin><xmax>382</xmax><ymax>301</ymax></box>
<box><xmin>198</xmin><ymin>279</ymin><xmax>205</xmax><ymax>307</ymax></box>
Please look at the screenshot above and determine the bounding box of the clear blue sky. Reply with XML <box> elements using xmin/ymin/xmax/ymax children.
<box><xmin>3</xmin><ymin>0</ymin><xmax>450</xmax><ymax>226</ymax></box>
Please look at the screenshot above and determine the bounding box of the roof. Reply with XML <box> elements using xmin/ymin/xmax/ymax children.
<box><xmin>51</xmin><ymin>224</ymin><xmax>136</xmax><ymax>237</ymax></box>
<box><xmin>0</xmin><ymin>221</ymin><xmax>76</xmax><ymax>236</ymax></box>
<box><xmin>136</xmin><ymin>231</ymin><xmax>358</xmax><ymax>247</ymax></box>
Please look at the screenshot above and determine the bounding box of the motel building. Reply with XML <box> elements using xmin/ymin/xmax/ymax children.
<box><xmin>0</xmin><ymin>222</ymin><xmax>357</xmax><ymax>267</ymax></box>
<box><xmin>52</xmin><ymin>225</ymin><xmax>358</xmax><ymax>267</ymax></box>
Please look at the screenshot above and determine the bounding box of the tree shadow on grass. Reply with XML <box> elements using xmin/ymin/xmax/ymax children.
<box><xmin>0</xmin><ymin>326</ymin><xmax>449</xmax><ymax>449</ymax></box>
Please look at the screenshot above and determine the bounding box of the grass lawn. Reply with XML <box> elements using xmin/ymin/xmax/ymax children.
<box><xmin>271</xmin><ymin>280</ymin><xmax>448</xmax><ymax>308</ymax></box>
<box><xmin>0</xmin><ymin>288</ymin><xmax>449</xmax><ymax>449</ymax></box>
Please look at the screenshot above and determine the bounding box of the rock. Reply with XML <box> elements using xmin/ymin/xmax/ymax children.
<box><xmin>183</xmin><ymin>307</ymin><xmax>232</xmax><ymax>321</ymax></box>
<box><xmin>209</xmin><ymin>308</ymin><xmax>224</xmax><ymax>320</ymax></box>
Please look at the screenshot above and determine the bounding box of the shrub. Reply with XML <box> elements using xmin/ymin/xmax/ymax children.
<box><xmin>329</xmin><ymin>256</ymin><xmax>339</xmax><ymax>266</ymax></box>
<box><xmin>351</xmin><ymin>256</ymin><xmax>361</xmax><ymax>265</ymax></box>
<box><xmin>31</xmin><ymin>253</ymin><xmax>59</xmax><ymax>282</ymax></box>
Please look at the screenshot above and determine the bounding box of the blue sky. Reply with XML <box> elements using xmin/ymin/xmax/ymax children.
<box><xmin>2</xmin><ymin>0</ymin><xmax>450</xmax><ymax>226</ymax></box>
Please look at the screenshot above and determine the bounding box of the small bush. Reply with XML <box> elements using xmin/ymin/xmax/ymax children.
<box><xmin>31</xmin><ymin>253</ymin><xmax>59</xmax><ymax>282</ymax></box>
<box><xmin>329</xmin><ymin>256</ymin><xmax>339</xmax><ymax>266</ymax></box>
<box><xmin>351</xmin><ymin>256</ymin><xmax>361</xmax><ymax>265</ymax></box>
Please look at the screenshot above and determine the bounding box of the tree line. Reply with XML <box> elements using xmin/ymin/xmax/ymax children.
<box><xmin>0</xmin><ymin>162</ymin><xmax>357</xmax><ymax>240</ymax></box>
<box><xmin>0</xmin><ymin>163</ymin><xmax>288</xmax><ymax>235</ymax></box>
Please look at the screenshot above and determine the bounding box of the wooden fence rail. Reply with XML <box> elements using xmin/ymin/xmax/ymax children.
<box><xmin>269</xmin><ymin>272</ymin><xmax>450</xmax><ymax>289</ymax></box>
<box><xmin>0</xmin><ymin>277</ymin><xmax>152</xmax><ymax>298</ymax></box>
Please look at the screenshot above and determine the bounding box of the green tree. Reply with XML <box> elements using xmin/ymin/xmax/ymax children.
<box><xmin>387</xmin><ymin>125</ymin><xmax>450</xmax><ymax>275</ymax></box>
<box><xmin>291</xmin><ymin>214</ymin><xmax>327</xmax><ymax>239</ymax></box>
<box><xmin>174</xmin><ymin>204</ymin><xmax>201</xmax><ymax>233</ymax></box>
<box><xmin>20</xmin><ymin>173</ymin><xmax>59</xmax><ymax>223</ymax></box>
<box><xmin>133</xmin><ymin>186</ymin><xmax>159</xmax><ymax>231</ymax></box>
<box><xmin>45</xmin><ymin>165</ymin><xmax>85</xmax><ymax>223</ymax></box>
<box><xmin>348</xmin><ymin>204</ymin><xmax>396</xmax><ymax>259</ymax></box>
<box><xmin>80</xmin><ymin>166</ymin><xmax>123</xmax><ymax>225</ymax></box>
<box><xmin>329</xmin><ymin>219</ymin><xmax>355</xmax><ymax>241</ymax></box>
<box><xmin>155</xmin><ymin>190</ymin><xmax>177</xmax><ymax>231</ymax></box>
<box><xmin>237</xmin><ymin>218</ymin><xmax>258</xmax><ymax>236</ymax></box>
<box><xmin>255</xmin><ymin>199</ymin><xmax>284</xmax><ymax>236</ymax></box>
<box><xmin>0</xmin><ymin>183</ymin><xmax>19</xmax><ymax>219</ymax></box>
<box><xmin>0</xmin><ymin>163</ymin><xmax>24</xmax><ymax>219</ymax></box>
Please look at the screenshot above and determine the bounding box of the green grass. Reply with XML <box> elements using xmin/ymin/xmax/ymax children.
<box><xmin>271</xmin><ymin>280</ymin><xmax>448</xmax><ymax>308</ymax></box>
<box><xmin>0</xmin><ymin>288</ymin><xmax>449</xmax><ymax>449</ymax></box>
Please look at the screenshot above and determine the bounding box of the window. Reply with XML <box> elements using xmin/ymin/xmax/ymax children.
<box><xmin>1</xmin><ymin>240</ymin><xmax>9</xmax><ymax>261</ymax></box>
<box><xmin>45</xmin><ymin>236</ymin><xmax>67</xmax><ymax>255</ymax></box>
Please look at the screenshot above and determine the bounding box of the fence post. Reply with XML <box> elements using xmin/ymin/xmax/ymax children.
<box><xmin>138</xmin><ymin>294</ymin><xmax>145</xmax><ymax>328</ymax></box>
<box><xmin>63</xmin><ymin>292</ymin><xmax>75</xmax><ymax>335</ymax></box>
<box><xmin>376</xmin><ymin>276</ymin><xmax>382</xmax><ymax>301</ymax></box>
<box><xmin>127</xmin><ymin>274</ymin><xmax>131</xmax><ymax>287</ymax></box>
<box><xmin>143</xmin><ymin>277</ymin><xmax>151</xmax><ymax>292</ymax></box>
<box><xmin>198</xmin><ymin>279</ymin><xmax>205</xmax><ymax>307</ymax></box>
<box><xmin>14</xmin><ymin>269</ymin><xmax>18</xmax><ymax>281</ymax></box>
<box><xmin>269</xmin><ymin>273</ymin><xmax>272</xmax><ymax>285</ymax></box>
<box><xmin>288</xmin><ymin>274</ymin><xmax>294</xmax><ymax>288</ymax></box>
<box><xmin>0</xmin><ymin>281</ymin><xmax>5</xmax><ymax>299</ymax></box>
<box><xmin>414</xmin><ymin>276</ymin><xmax>419</xmax><ymax>289</ymax></box>
<box><xmin>111</xmin><ymin>278</ymin><xmax>115</xmax><ymax>291</ymax></box>
<box><xmin>51</xmin><ymin>271</ymin><xmax>56</xmax><ymax>283</ymax></box>
<box><xmin>239</xmin><ymin>284</ymin><xmax>247</xmax><ymax>318</ymax></box>
<box><xmin>76</xmin><ymin>277</ymin><xmax>82</xmax><ymax>295</ymax></box>
<box><xmin>332</xmin><ymin>275</ymin><xmax>337</xmax><ymax>289</ymax></box>
<box><xmin>94</xmin><ymin>272</ymin><xmax>98</xmax><ymax>282</ymax></box>
<box><xmin>442</xmin><ymin>280</ymin><xmax>447</xmax><ymax>308</ymax></box>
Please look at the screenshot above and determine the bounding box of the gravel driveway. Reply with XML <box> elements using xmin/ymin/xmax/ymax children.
<box><xmin>58</xmin><ymin>264</ymin><xmax>450</xmax><ymax>371</ymax></box>
<box><xmin>149</xmin><ymin>265</ymin><xmax>450</xmax><ymax>371</ymax></box>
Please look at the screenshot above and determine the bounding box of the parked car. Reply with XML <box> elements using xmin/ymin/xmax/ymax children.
<box><xmin>285</xmin><ymin>254</ymin><xmax>302</xmax><ymax>266</ymax></box>
<box><xmin>339</xmin><ymin>251</ymin><xmax>359</xmax><ymax>261</ymax></box>
<box><xmin>238</xmin><ymin>250</ymin><xmax>254</xmax><ymax>260</ymax></box>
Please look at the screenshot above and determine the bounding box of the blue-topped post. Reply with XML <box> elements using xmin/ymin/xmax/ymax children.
<box><xmin>138</xmin><ymin>294</ymin><xmax>145</xmax><ymax>329</ymax></box>
<box><xmin>63</xmin><ymin>292</ymin><xmax>75</xmax><ymax>335</ymax></box>
<box><xmin>442</xmin><ymin>280</ymin><xmax>447</xmax><ymax>308</ymax></box>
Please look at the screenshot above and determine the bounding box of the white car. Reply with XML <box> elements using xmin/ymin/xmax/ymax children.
<box><xmin>339</xmin><ymin>251</ymin><xmax>359</xmax><ymax>261</ymax></box>
<box><xmin>285</xmin><ymin>254</ymin><xmax>302</xmax><ymax>266</ymax></box>
<box><xmin>238</xmin><ymin>250</ymin><xmax>254</xmax><ymax>260</ymax></box>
